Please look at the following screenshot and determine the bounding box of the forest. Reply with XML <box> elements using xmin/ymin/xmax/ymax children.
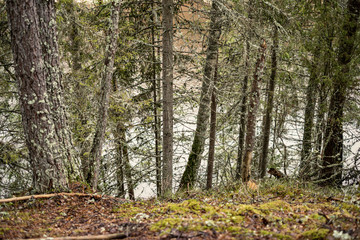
<box><xmin>0</xmin><ymin>0</ymin><xmax>360</xmax><ymax>239</ymax></box>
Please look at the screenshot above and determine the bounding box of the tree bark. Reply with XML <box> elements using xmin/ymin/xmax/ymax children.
<box><xmin>114</xmin><ymin>122</ymin><xmax>125</xmax><ymax>198</ymax></box>
<box><xmin>314</xmin><ymin>0</ymin><xmax>331</xmax><ymax>175</ymax></box>
<box><xmin>321</xmin><ymin>0</ymin><xmax>360</xmax><ymax>186</ymax></box>
<box><xmin>161</xmin><ymin>0</ymin><xmax>174</xmax><ymax>196</ymax></box>
<box><xmin>36</xmin><ymin>0</ymin><xmax>75</xmax><ymax>177</ymax></box>
<box><xmin>241</xmin><ymin>40</ymin><xmax>267</xmax><ymax>183</ymax></box>
<box><xmin>235</xmin><ymin>41</ymin><xmax>250</xmax><ymax>180</ymax></box>
<box><xmin>120</xmin><ymin>126</ymin><xmax>135</xmax><ymax>200</ymax></box>
<box><xmin>87</xmin><ymin>1</ymin><xmax>120</xmax><ymax>191</ymax></box>
<box><xmin>206</xmin><ymin>54</ymin><xmax>218</xmax><ymax>190</ymax></box>
<box><xmin>151</xmin><ymin>2</ymin><xmax>162</xmax><ymax>197</ymax></box>
<box><xmin>299</xmin><ymin>47</ymin><xmax>320</xmax><ymax>180</ymax></box>
<box><xmin>7</xmin><ymin>0</ymin><xmax>70</xmax><ymax>192</ymax></box>
<box><xmin>178</xmin><ymin>0</ymin><xmax>222</xmax><ymax>191</ymax></box>
<box><xmin>258</xmin><ymin>26</ymin><xmax>278</xmax><ymax>178</ymax></box>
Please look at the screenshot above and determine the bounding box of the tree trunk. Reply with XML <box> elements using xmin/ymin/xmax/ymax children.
<box><xmin>7</xmin><ymin>0</ymin><xmax>69</xmax><ymax>192</ymax></box>
<box><xmin>161</xmin><ymin>0</ymin><xmax>174</xmax><ymax>196</ymax></box>
<box><xmin>117</xmin><ymin>123</ymin><xmax>135</xmax><ymax>200</ymax></box>
<box><xmin>258</xmin><ymin>26</ymin><xmax>278</xmax><ymax>179</ymax></box>
<box><xmin>235</xmin><ymin>0</ymin><xmax>253</xmax><ymax>180</ymax></box>
<box><xmin>66</xmin><ymin>1</ymin><xmax>92</xmax><ymax>181</ymax></box>
<box><xmin>178</xmin><ymin>0</ymin><xmax>222</xmax><ymax>191</ymax></box>
<box><xmin>87</xmin><ymin>1</ymin><xmax>120</xmax><ymax>191</ymax></box>
<box><xmin>206</xmin><ymin>54</ymin><xmax>219</xmax><ymax>190</ymax></box>
<box><xmin>35</xmin><ymin>0</ymin><xmax>75</xmax><ymax>177</ymax></box>
<box><xmin>299</xmin><ymin>48</ymin><xmax>320</xmax><ymax>180</ymax></box>
<box><xmin>315</xmin><ymin>1</ymin><xmax>333</xmax><ymax>176</ymax></box>
<box><xmin>321</xmin><ymin>0</ymin><xmax>360</xmax><ymax>186</ymax></box>
<box><xmin>315</xmin><ymin>76</ymin><xmax>328</xmax><ymax>159</ymax></box>
<box><xmin>114</xmin><ymin>125</ymin><xmax>125</xmax><ymax>198</ymax></box>
<box><xmin>241</xmin><ymin>40</ymin><xmax>267</xmax><ymax>183</ymax></box>
<box><xmin>235</xmin><ymin>41</ymin><xmax>250</xmax><ymax>180</ymax></box>
<box><xmin>151</xmin><ymin>3</ymin><xmax>162</xmax><ymax>197</ymax></box>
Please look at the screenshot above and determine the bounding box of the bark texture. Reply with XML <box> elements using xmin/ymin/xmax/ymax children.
<box><xmin>151</xmin><ymin>2</ymin><xmax>161</xmax><ymax>197</ymax></box>
<box><xmin>87</xmin><ymin>1</ymin><xmax>120</xmax><ymax>191</ymax></box>
<box><xmin>235</xmin><ymin>41</ymin><xmax>250</xmax><ymax>180</ymax></box>
<box><xmin>114</xmin><ymin>123</ymin><xmax>134</xmax><ymax>200</ymax></box>
<box><xmin>178</xmin><ymin>1</ymin><xmax>222</xmax><ymax>190</ymax></box>
<box><xmin>7</xmin><ymin>0</ymin><xmax>72</xmax><ymax>192</ymax></box>
<box><xmin>162</xmin><ymin>0</ymin><xmax>174</xmax><ymax>196</ymax></box>
<box><xmin>206</xmin><ymin>55</ymin><xmax>218</xmax><ymax>190</ymax></box>
<box><xmin>35</xmin><ymin>0</ymin><xmax>74</xmax><ymax>176</ymax></box>
<box><xmin>321</xmin><ymin>0</ymin><xmax>360</xmax><ymax>186</ymax></box>
<box><xmin>259</xmin><ymin>26</ymin><xmax>278</xmax><ymax>178</ymax></box>
<box><xmin>241</xmin><ymin>40</ymin><xmax>267</xmax><ymax>183</ymax></box>
<box><xmin>299</xmin><ymin>47</ymin><xmax>320</xmax><ymax>179</ymax></box>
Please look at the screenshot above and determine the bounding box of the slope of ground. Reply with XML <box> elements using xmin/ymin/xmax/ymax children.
<box><xmin>1</xmin><ymin>180</ymin><xmax>359</xmax><ymax>240</ymax></box>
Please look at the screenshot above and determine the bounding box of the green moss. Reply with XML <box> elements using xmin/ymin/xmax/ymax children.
<box><xmin>150</xmin><ymin>217</ymin><xmax>181</xmax><ymax>231</ymax></box>
<box><xmin>259</xmin><ymin>230</ymin><xmax>292</xmax><ymax>240</ymax></box>
<box><xmin>226</xmin><ymin>226</ymin><xmax>243</xmax><ymax>234</ymax></box>
<box><xmin>340</xmin><ymin>202</ymin><xmax>360</xmax><ymax>213</ymax></box>
<box><xmin>113</xmin><ymin>203</ymin><xmax>142</xmax><ymax>217</ymax></box>
<box><xmin>301</xmin><ymin>228</ymin><xmax>329</xmax><ymax>240</ymax></box>
<box><xmin>259</xmin><ymin>200</ymin><xmax>292</xmax><ymax>213</ymax></box>
<box><xmin>236</xmin><ymin>204</ymin><xmax>261</xmax><ymax>215</ymax></box>
<box><xmin>309</xmin><ymin>214</ymin><xmax>326</xmax><ymax>222</ymax></box>
<box><xmin>0</xmin><ymin>227</ymin><xmax>11</xmax><ymax>235</ymax></box>
<box><xmin>229</xmin><ymin>215</ymin><xmax>244</xmax><ymax>224</ymax></box>
<box><xmin>15</xmin><ymin>212</ymin><xmax>32</xmax><ymax>221</ymax></box>
<box><xmin>260</xmin><ymin>180</ymin><xmax>306</xmax><ymax>198</ymax></box>
<box><xmin>165</xmin><ymin>199</ymin><xmax>213</xmax><ymax>215</ymax></box>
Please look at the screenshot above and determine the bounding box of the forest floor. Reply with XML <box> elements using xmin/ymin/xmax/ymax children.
<box><xmin>1</xmin><ymin>179</ymin><xmax>359</xmax><ymax>240</ymax></box>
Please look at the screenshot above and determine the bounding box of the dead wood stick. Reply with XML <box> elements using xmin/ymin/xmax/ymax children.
<box><xmin>0</xmin><ymin>192</ymin><xmax>106</xmax><ymax>203</ymax></box>
<box><xmin>20</xmin><ymin>233</ymin><xmax>127</xmax><ymax>240</ymax></box>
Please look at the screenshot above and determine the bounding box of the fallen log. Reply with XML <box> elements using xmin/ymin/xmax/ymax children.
<box><xmin>0</xmin><ymin>192</ymin><xmax>105</xmax><ymax>203</ymax></box>
<box><xmin>19</xmin><ymin>233</ymin><xmax>127</xmax><ymax>240</ymax></box>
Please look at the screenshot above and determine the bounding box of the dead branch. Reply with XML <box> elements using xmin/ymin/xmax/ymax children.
<box><xmin>0</xmin><ymin>192</ymin><xmax>106</xmax><ymax>203</ymax></box>
<box><xmin>20</xmin><ymin>233</ymin><xmax>127</xmax><ymax>240</ymax></box>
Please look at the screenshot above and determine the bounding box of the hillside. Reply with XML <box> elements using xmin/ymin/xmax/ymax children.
<box><xmin>1</xmin><ymin>180</ymin><xmax>359</xmax><ymax>239</ymax></box>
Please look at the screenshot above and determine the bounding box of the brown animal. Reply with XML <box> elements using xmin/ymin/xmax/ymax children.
<box><xmin>268</xmin><ymin>168</ymin><xmax>286</xmax><ymax>179</ymax></box>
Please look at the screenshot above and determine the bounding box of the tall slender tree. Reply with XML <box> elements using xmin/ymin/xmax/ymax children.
<box><xmin>151</xmin><ymin>2</ymin><xmax>162</xmax><ymax>197</ymax></box>
<box><xmin>87</xmin><ymin>1</ymin><xmax>120</xmax><ymax>191</ymax></box>
<box><xmin>179</xmin><ymin>0</ymin><xmax>222</xmax><ymax>191</ymax></box>
<box><xmin>235</xmin><ymin>41</ymin><xmax>250</xmax><ymax>180</ymax></box>
<box><xmin>241</xmin><ymin>40</ymin><xmax>267</xmax><ymax>183</ymax></box>
<box><xmin>206</xmin><ymin>53</ymin><xmax>219</xmax><ymax>190</ymax></box>
<box><xmin>259</xmin><ymin>26</ymin><xmax>278</xmax><ymax>178</ymax></box>
<box><xmin>162</xmin><ymin>0</ymin><xmax>174</xmax><ymax>196</ymax></box>
<box><xmin>299</xmin><ymin>47</ymin><xmax>320</xmax><ymax>179</ymax></box>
